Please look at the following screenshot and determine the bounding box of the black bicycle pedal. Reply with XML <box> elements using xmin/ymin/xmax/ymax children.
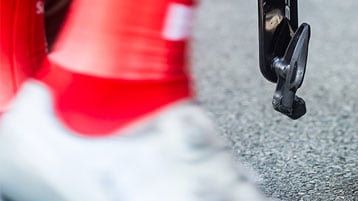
<box><xmin>258</xmin><ymin>0</ymin><xmax>311</xmax><ymax>120</ymax></box>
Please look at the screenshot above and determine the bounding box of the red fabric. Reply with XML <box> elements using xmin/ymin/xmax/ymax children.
<box><xmin>36</xmin><ymin>0</ymin><xmax>197</xmax><ymax>136</ymax></box>
<box><xmin>0</xmin><ymin>0</ymin><xmax>47</xmax><ymax>111</ymax></box>
<box><xmin>38</xmin><ymin>61</ymin><xmax>192</xmax><ymax>136</ymax></box>
<box><xmin>49</xmin><ymin>0</ymin><xmax>196</xmax><ymax>80</ymax></box>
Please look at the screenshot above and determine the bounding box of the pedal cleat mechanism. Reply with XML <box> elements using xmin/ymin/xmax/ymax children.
<box><xmin>258</xmin><ymin>0</ymin><xmax>311</xmax><ymax>119</ymax></box>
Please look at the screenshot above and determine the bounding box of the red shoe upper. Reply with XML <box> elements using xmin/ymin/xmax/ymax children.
<box><xmin>36</xmin><ymin>0</ymin><xmax>197</xmax><ymax>136</ymax></box>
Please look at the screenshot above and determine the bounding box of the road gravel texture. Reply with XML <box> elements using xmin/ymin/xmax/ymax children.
<box><xmin>192</xmin><ymin>0</ymin><xmax>358</xmax><ymax>200</ymax></box>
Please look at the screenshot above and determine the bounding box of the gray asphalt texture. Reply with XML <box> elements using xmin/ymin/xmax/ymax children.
<box><xmin>192</xmin><ymin>0</ymin><xmax>358</xmax><ymax>200</ymax></box>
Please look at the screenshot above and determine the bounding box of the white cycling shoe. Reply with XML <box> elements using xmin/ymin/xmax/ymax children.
<box><xmin>0</xmin><ymin>81</ymin><xmax>268</xmax><ymax>201</ymax></box>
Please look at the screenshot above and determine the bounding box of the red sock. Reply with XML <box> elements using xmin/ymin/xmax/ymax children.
<box><xmin>0</xmin><ymin>0</ymin><xmax>47</xmax><ymax>112</ymax></box>
<box><xmin>38</xmin><ymin>0</ymin><xmax>197</xmax><ymax>136</ymax></box>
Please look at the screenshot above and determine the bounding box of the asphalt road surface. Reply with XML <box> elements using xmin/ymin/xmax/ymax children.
<box><xmin>192</xmin><ymin>0</ymin><xmax>358</xmax><ymax>200</ymax></box>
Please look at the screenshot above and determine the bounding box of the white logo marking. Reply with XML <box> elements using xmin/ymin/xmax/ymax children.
<box><xmin>162</xmin><ymin>3</ymin><xmax>194</xmax><ymax>41</ymax></box>
<box><xmin>36</xmin><ymin>1</ymin><xmax>44</xmax><ymax>14</ymax></box>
